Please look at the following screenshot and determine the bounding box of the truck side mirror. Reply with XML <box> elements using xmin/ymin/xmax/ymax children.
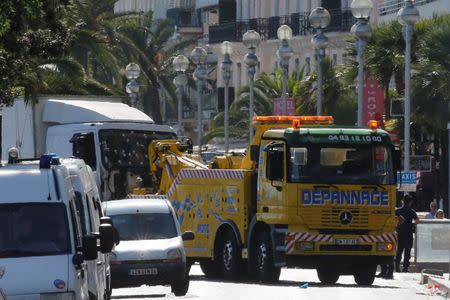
<box><xmin>266</xmin><ymin>147</ymin><xmax>284</xmax><ymax>181</ymax></box>
<box><xmin>99</xmin><ymin>223</ymin><xmax>114</xmax><ymax>253</ymax></box>
<box><xmin>182</xmin><ymin>231</ymin><xmax>195</xmax><ymax>241</ymax></box>
<box><xmin>250</xmin><ymin>145</ymin><xmax>260</xmax><ymax>162</ymax></box>
<box><xmin>82</xmin><ymin>234</ymin><xmax>98</xmax><ymax>260</ymax></box>
<box><xmin>100</xmin><ymin>216</ymin><xmax>120</xmax><ymax>245</ymax></box>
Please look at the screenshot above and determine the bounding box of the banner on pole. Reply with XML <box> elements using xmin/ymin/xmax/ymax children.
<box><xmin>363</xmin><ymin>78</ymin><xmax>384</xmax><ymax>126</ymax></box>
<box><xmin>273</xmin><ymin>98</ymin><xmax>295</xmax><ymax>116</ymax></box>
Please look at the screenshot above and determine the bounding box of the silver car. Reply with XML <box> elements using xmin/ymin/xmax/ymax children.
<box><xmin>103</xmin><ymin>198</ymin><xmax>194</xmax><ymax>296</ymax></box>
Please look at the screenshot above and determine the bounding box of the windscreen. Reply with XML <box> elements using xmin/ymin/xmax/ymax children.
<box><xmin>289</xmin><ymin>144</ymin><xmax>393</xmax><ymax>184</ymax></box>
<box><xmin>111</xmin><ymin>213</ymin><xmax>177</xmax><ymax>241</ymax></box>
<box><xmin>0</xmin><ymin>203</ymin><xmax>70</xmax><ymax>258</ymax></box>
<box><xmin>99</xmin><ymin>129</ymin><xmax>176</xmax><ymax>170</ymax></box>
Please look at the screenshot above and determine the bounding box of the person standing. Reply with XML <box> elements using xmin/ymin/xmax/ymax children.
<box><xmin>425</xmin><ymin>201</ymin><xmax>437</xmax><ymax>219</ymax></box>
<box><xmin>395</xmin><ymin>195</ymin><xmax>419</xmax><ymax>273</ymax></box>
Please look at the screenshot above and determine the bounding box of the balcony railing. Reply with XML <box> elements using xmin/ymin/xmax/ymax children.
<box><xmin>167</xmin><ymin>7</ymin><xmax>201</xmax><ymax>28</ymax></box>
<box><xmin>379</xmin><ymin>0</ymin><xmax>439</xmax><ymax>16</ymax></box>
<box><xmin>208</xmin><ymin>9</ymin><xmax>355</xmax><ymax>44</ymax></box>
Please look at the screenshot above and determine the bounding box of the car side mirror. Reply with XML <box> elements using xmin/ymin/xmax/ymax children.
<box><xmin>99</xmin><ymin>223</ymin><xmax>114</xmax><ymax>253</ymax></box>
<box><xmin>182</xmin><ymin>231</ymin><xmax>195</xmax><ymax>241</ymax></box>
<box><xmin>101</xmin><ymin>216</ymin><xmax>120</xmax><ymax>245</ymax></box>
<box><xmin>82</xmin><ymin>234</ymin><xmax>98</xmax><ymax>260</ymax></box>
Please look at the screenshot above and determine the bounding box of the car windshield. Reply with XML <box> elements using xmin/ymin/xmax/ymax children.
<box><xmin>111</xmin><ymin>213</ymin><xmax>178</xmax><ymax>241</ymax></box>
<box><xmin>0</xmin><ymin>203</ymin><xmax>70</xmax><ymax>258</ymax></box>
<box><xmin>289</xmin><ymin>144</ymin><xmax>394</xmax><ymax>184</ymax></box>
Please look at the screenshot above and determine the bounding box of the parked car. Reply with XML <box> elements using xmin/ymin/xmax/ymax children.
<box><xmin>62</xmin><ymin>158</ymin><xmax>112</xmax><ymax>300</ymax></box>
<box><xmin>103</xmin><ymin>198</ymin><xmax>194</xmax><ymax>296</ymax></box>
<box><xmin>0</xmin><ymin>153</ymin><xmax>114</xmax><ymax>300</ymax></box>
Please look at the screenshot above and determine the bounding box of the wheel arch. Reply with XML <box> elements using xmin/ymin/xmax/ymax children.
<box><xmin>213</xmin><ymin>220</ymin><xmax>243</xmax><ymax>259</ymax></box>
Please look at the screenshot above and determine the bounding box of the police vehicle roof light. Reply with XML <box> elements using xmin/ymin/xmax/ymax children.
<box><xmin>40</xmin><ymin>154</ymin><xmax>61</xmax><ymax>169</ymax></box>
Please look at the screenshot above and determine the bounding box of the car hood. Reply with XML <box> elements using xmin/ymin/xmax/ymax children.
<box><xmin>0</xmin><ymin>255</ymin><xmax>69</xmax><ymax>296</ymax></box>
<box><xmin>113</xmin><ymin>237</ymin><xmax>183</xmax><ymax>261</ymax></box>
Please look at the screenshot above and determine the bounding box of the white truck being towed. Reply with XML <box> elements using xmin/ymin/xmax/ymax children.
<box><xmin>1</xmin><ymin>97</ymin><xmax>176</xmax><ymax>201</ymax></box>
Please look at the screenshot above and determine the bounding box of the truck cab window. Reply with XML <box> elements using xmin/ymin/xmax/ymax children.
<box><xmin>72</xmin><ymin>132</ymin><xmax>96</xmax><ymax>170</ymax></box>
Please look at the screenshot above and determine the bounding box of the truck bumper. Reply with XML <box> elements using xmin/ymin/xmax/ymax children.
<box><xmin>286</xmin><ymin>255</ymin><xmax>393</xmax><ymax>270</ymax></box>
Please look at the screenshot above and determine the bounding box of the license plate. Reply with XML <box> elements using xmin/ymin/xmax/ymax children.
<box><xmin>335</xmin><ymin>239</ymin><xmax>359</xmax><ymax>245</ymax></box>
<box><xmin>128</xmin><ymin>268</ymin><xmax>158</xmax><ymax>276</ymax></box>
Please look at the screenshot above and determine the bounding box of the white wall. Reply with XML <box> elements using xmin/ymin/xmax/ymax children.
<box><xmin>0</xmin><ymin>98</ymin><xmax>35</xmax><ymax>160</ymax></box>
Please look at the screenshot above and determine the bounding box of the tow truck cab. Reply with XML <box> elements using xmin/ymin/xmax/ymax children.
<box><xmin>0</xmin><ymin>155</ymin><xmax>114</xmax><ymax>300</ymax></box>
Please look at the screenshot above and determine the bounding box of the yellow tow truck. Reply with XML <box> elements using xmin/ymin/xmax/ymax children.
<box><xmin>145</xmin><ymin>116</ymin><xmax>400</xmax><ymax>285</ymax></box>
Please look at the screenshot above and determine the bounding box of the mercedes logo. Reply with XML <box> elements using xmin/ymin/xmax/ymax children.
<box><xmin>339</xmin><ymin>211</ymin><xmax>353</xmax><ymax>225</ymax></box>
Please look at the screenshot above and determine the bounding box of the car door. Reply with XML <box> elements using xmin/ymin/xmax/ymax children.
<box><xmin>69</xmin><ymin>199</ymin><xmax>90</xmax><ymax>300</ymax></box>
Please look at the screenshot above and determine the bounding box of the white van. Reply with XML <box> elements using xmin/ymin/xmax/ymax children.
<box><xmin>0</xmin><ymin>154</ymin><xmax>114</xmax><ymax>300</ymax></box>
<box><xmin>62</xmin><ymin>158</ymin><xmax>112</xmax><ymax>300</ymax></box>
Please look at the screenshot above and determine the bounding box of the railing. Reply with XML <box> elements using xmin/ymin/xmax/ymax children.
<box><xmin>380</xmin><ymin>0</ymin><xmax>440</xmax><ymax>16</ymax></box>
<box><xmin>167</xmin><ymin>8</ymin><xmax>201</xmax><ymax>28</ymax></box>
<box><xmin>208</xmin><ymin>9</ymin><xmax>356</xmax><ymax>44</ymax></box>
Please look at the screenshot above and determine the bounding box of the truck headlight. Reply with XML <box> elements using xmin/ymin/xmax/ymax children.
<box><xmin>299</xmin><ymin>241</ymin><xmax>314</xmax><ymax>251</ymax></box>
<box><xmin>165</xmin><ymin>248</ymin><xmax>182</xmax><ymax>263</ymax></box>
<box><xmin>41</xmin><ymin>293</ymin><xmax>75</xmax><ymax>300</ymax></box>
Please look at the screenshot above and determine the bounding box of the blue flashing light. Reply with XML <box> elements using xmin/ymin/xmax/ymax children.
<box><xmin>39</xmin><ymin>153</ymin><xmax>61</xmax><ymax>169</ymax></box>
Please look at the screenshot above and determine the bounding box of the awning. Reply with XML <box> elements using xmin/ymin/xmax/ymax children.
<box><xmin>196</xmin><ymin>0</ymin><xmax>219</xmax><ymax>9</ymax></box>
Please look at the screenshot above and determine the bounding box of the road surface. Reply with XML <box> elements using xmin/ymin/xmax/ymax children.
<box><xmin>111</xmin><ymin>265</ymin><xmax>439</xmax><ymax>300</ymax></box>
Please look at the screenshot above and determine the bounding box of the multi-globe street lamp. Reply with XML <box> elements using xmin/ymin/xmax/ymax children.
<box><xmin>190</xmin><ymin>47</ymin><xmax>208</xmax><ymax>154</ymax></box>
<box><xmin>221</xmin><ymin>41</ymin><xmax>233</xmax><ymax>154</ymax></box>
<box><xmin>276</xmin><ymin>25</ymin><xmax>294</xmax><ymax>116</ymax></box>
<box><xmin>125</xmin><ymin>63</ymin><xmax>141</xmax><ymax>108</ymax></box>
<box><xmin>172</xmin><ymin>54</ymin><xmax>189</xmax><ymax>136</ymax></box>
<box><xmin>242</xmin><ymin>30</ymin><xmax>261</xmax><ymax>143</ymax></box>
<box><xmin>398</xmin><ymin>0</ymin><xmax>419</xmax><ymax>172</ymax></box>
<box><xmin>309</xmin><ymin>7</ymin><xmax>330</xmax><ymax>116</ymax></box>
<box><xmin>351</xmin><ymin>0</ymin><xmax>373</xmax><ymax>127</ymax></box>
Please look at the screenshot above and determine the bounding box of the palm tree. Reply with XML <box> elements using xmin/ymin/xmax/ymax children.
<box><xmin>113</xmin><ymin>12</ymin><xmax>195</xmax><ymax>123</ymax></box>
<box><xmin>204</xmin><ymin>69</ymin><xmax>309</xmax><ymax>143</ymax></box>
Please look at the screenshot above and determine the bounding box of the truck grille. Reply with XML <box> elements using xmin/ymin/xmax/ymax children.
<box><xmin>303</xmin><ymin>208</ymin><xmax>369</xmax><ymax>229</ymax></box>
<box><xmin>319</xmin><ymin>245</ymin><xmax>372</xmax><ymax>251</ymax></box>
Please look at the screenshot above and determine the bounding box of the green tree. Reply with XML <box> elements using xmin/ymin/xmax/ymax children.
<box><xmin>114</xmin><ymin>12</ymin><xmax>194</xmax><ymax>123</ymax></box>
<box><xmin>0</xmin><ymin>0</ymin><xmax>74</xmax><ymax>104</ymax></box>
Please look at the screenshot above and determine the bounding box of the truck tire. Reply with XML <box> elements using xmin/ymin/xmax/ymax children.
<box><xmin>353</xmin><ymin>265</ymin><xmax>376</xmax><ymax>286</ymax></box>
<box><xmin>200</xmin><ymin>261</ymin><xmax>219</xmax><ymax>278</ymax></box>
<box><xmin>317</xmin><ymin>268</ymin><xmax>340</xmax><ymax>285</ymax></box>
<box><xmin>171</xmin><ymin>275</ymin><xmax>190</xmax><ymax>297</ymax></box>
<box><xmin>252</xmin><ymin>231</ymin><xmax>281</xmax><ymax>283</ymax></box>
<box><xmin>219</xmin><ymin>231</ymin><xmax>240</xmax><ymax>280</ymax></box>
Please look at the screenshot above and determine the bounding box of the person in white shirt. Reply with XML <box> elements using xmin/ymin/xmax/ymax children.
<box><xmin>425</xmin><ymin>201</ymin><xmax>437</xmax><ymax>219</ymax></box>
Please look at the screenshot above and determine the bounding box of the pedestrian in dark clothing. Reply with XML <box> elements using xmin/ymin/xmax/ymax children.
<box><xmin>395</xmin><ymin>195</ymin><xmax>418</xmax><ymax>273</ymax></box>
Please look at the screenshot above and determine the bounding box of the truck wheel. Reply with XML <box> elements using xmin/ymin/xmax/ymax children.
<box><xmin>317</xmin><ymin>268</ymin><xmax>340</xmax><ymax>285</ymax></box>
<box><xmin>171</xmin><ymin>275</ymin><xmax>190</xmax><ymax>297</ymax></box>
<box><xmin>353</xmin><ymin>265</ymin><xmax>376</xmax><ymax>286</ymax></box>
<box><xmin>253</xmin><ymin>231</ymin><xmax>281</xmax><ymax>283</ymax></box>
<box><xmin>219</xmin><ymin>231</ymin><xmax>240</xmax><ymax>280</ymax></box>
<box><xmin>200</xmin><ymin>261</ymin><xmax>219</xmax><ymax>278</ymax></box>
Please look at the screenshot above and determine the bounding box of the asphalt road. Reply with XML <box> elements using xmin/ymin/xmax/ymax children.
<box><xmin>111</xmin><ymin>265</ymin><xmax>438</xmax><ymax>300</ymax></box>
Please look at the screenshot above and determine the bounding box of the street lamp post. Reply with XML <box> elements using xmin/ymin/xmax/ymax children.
<box><xmin>221</xmin><ymin>41</ymin><xmax>233</xmax><ymax>154</ymax></box>
<box><xmin>243</xmin><ymin>30</ymin><xmax>261</xmax><ymax>143</ymax></box>
<box><xmin>351</xmin><ymin>0</ymin><xmax>373</xmax><ymax>127</ymax></box>
<box><xmin>125</xmin><ymin>63</ymin><xmax>141</xmax><ymax>108</ymax></box>
<box><xmin>309</xmin><ymin>7</ymin><xmax>330</xmax><ymax>116</ymax></box>
<box><xmin>277</xmin><ymin>25</ymin><xmax>294</xmax><ymax>116</ymax></box>
<box><xmin>190</xmin><ymin>47</ymin><xmax>208</xmax><ymax>154</ymax></box>
<box><xmin>172</xmin><ymin>55</ymin><xmax>190</xmax><ymax>136</ymax></box>
<box><xmin>398</xmin><ymin>0</ymin><xmax>419</xmax><ymax>172</ymax></box>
